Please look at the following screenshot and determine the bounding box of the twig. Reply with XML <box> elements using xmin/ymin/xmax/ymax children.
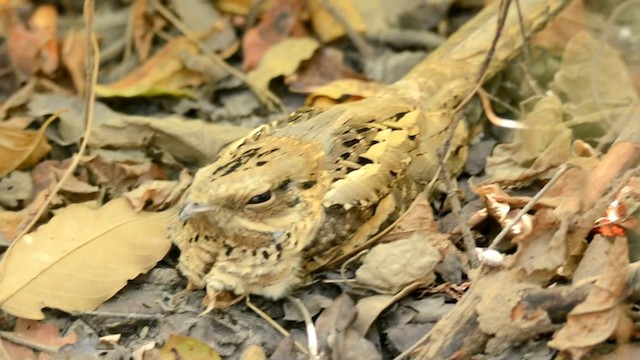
<box><xmin>121</xmin><ymin>1</ymin><xmax>135</xmax><ymax>65</ymax></box>
<box><xmin>433</xmin><ymin>0</ymin><xmax>515</xmax><ymax>267</ymax></box>
<box><xmin>489</xmin><ymin>163</ymin><xmax>573</xmax><ymax>250</ymax></box>
<box><xmin>339</xmin><ymin>249</ymin><xmax>368</xmax><ymax>285</ymax></box>
<box><xmin>12</xmin><ymin>0</ymin><xmax>99</xmax><ymax>241</ymax></box>
<box><xmin>438</xmin><ymin>159</ymin><xmax>479</xmax><ymax>268</ymax></box>
<box><xmin>0</xmin><ymin>330</ymin><xmax>60</xmax><ymax>354</ymax></box>
<box><xmin>315</xmin><ymin>0</ymin><xmax>374</xmax><ymax>61</ymax></box>
<box><xmin>149</xmin><ymin>0</ymin><xmax>285</xmax><ymax>113</ymax></box>
<box><xmin>287</xmin><ymin>296</ymin><xmax>320</xmax><ymax>360</ymax></box>
<box><xmin>245</xmin><ymin>297</ymin><xmax>308</xmax><ymax>354</ymax></box>
<box><xmin>74</xmin><ymin>310</ymin><xmax>163</xmax><ymax>320</ymax></box>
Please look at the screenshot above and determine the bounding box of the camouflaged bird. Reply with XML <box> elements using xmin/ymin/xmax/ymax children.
<box><xmin>170</xmin><ymin>0</ymin><xmax>567</xmax><ymax>301</ymax></box>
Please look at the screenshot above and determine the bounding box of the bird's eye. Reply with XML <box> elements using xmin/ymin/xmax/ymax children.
<box><xmin>247</xmin><ymin>191</ymin><xmax>272</xmax><ymax>205</ymax></box>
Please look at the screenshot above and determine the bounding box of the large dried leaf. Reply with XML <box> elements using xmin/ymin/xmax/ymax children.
<box><xmin>28</xmin><ymin>93</ymin><xmax>250</xmax><ymax>165</ymax></box>
<box><xmin>91</xmin><ymin>116</ymin><xmax>251</xmax><ymax>166</ymax></box>
<box><xmin>0</xmin><ymin>198</ymin><xmax>175</xmax><ymax>319</ymax></box>
<box><xmin>95</xmin><ymin>37</ymin><xmax>205</xmax><ymax>97</ymax></box>
<box><xmin>0</xmin><ymin>117</ymin><xmax>54</xmax><ymax>177</ymax></box>
<box><xmin>246</xmin><ymin>37</ymin><xmax>319</xmax><ymax>92</ymax></box>
<box><xmin>356</xmin><ymin>233</ymin><xmax>441</xmax><ymax>292</ymax></box>
<box><xmin>549</xmin><ymin>236</ymin><xmax>632</xmax><ymax>358</ymax></box>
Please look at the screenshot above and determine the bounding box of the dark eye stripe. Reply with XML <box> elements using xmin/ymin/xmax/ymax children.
<box><xmin>247</xmin><ymin>191</ymin><xmax>272</xmax><ymax>205</ymax></box>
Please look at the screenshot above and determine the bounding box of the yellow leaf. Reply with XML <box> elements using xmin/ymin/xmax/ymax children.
<box><xmin>160</xmin><ymin>334</ymin><xmax>221</xmax><ymax>360</ymax></box>
<box><xmin>308</xmin><ymin>0</ymin><xmax>366</xmax><ymax>42</ymax></box>
<box><xmin>0</xmin><ymin>116</ymin><xmax>54</xmax><ymax>177</ymax></box>
<box><xmin>95</xmin><ymin>37</ymin><xmax>204</xmax><ymax>97</ymax></box>
<box><xmin>305</xmin><ymin>78</ymin><xmax>385</xmax><ymax>107</ymax></box>
<box><xmin>0</xmin><ymin>198</ymin><xmax>175</xmax><ymax>319</ymax></box>
<box><xmin>247</xmin><ymin>37</ymin><xmax>319</xmax><ymax>92</ymax></box>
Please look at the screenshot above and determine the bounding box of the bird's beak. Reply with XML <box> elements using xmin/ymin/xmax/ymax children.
<box><xmin>179</xmin><ymin>202</ymin><xmax>214</xmax><ymax>222</ymax></box>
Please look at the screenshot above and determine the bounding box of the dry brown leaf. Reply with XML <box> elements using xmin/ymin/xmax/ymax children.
<box><xmin>90</xmin><ymin>116</ymin><xmax>251</xmax><ymax>166</ymax></box>
<box><xmin>246</xmin><ymin>37</ymin><xmax>320</xmax><ymax>92</ymax></box>
<box><xmin>0</xmin><ymin>116</ymin><xmax>54</xmax><ymax>177</ymax></box>
<box><xmin>315</xmin><ymin>294</ymin><xmax>381</xmax><ymax>360</ymax></box>
<box><xmin>132</xmin><ymin>0</ymin><xmax>166</xmax><ymax>62</ymax></box>
<box><xmin>380</xmin><ymin>193</ymin><xmax>439</xmax><ymax>243</ymax></box>
<box><xmin>0</xmin><ymin>318</ymin><xmax>77</xmax><ymax>360</ymax></box>
<box><xmin>0</xmin><ymin>190</ymin><xmax>48</xmax><ymax>243</ymax></box>
<box><xmin>356</xmin><ymin>232</ymin><xmax>441</xmax><ymax>292</ymax></box>
<box><xmin>7</xmin><ymin>4</ymin><xmax>59</xmax><ymax>77</ymax></box>
<box><xmin>308</xmin><ymin>0</ymin><xmax>366</xmax><ymax>43</ymax></box>
<box><xmin>123</xmin><ymin>170</ymin><xmax>192</xmax><ymax>211</ymax></box>
<box><xmin>241</xmin><ymin>0</ymin><xmax>307</xmax><ymax>71</ymax></box>
<box><xmin>0</xmin><ymin>198</ymin><xmax>175</xmax><ymax>319</ymax></box>
<box><xmin>509</xmin><ymin>208</ymin><xmax>565</xmax><ymax>274</ymax></box>
<box><xmin>287</xmin><ymin>47</ymin><xmax>361</xmax><ymax>92</ymax></box>
<box><xmin>31</xmin><ymin>159</ymin><xmax>99</xmax><ymax>200</ymax></box>
<box><xmin>549</xmin><ymin>236</ymin><xmax>632</xmax><ymax>358</ymax></box>
<box><xmin>95</xmin><ymin>37</ymin><xmax>205</xmax><ymax>97</ymax></box>
<box><xmin>82</xmin><ymin>151</ymin><xmax>166</xmax><ymax>198</ymax></box>
<box><xmin>159</xmin><ymin>334</ymin><xmax>221</xmax><ymax>360</ymax></box>
<box><xmin>475</xmin><ymin>269</ymin><xmax>555</xmax><ymax>355</ymax></box>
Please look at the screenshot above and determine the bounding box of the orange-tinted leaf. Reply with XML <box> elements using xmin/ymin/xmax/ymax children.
<box><xmin>132</xmin><ymin>0</ymin><xmax>166</xmax><ymax>62</ymax></box>
<box><xmin>7</xmin><ymin>5</ymin><xmax>59</xmax><ymax>77</ymax></box>
<box><xmin>241</xmin><ymin>0</ymin><xmax>306</xmax><ymax>71</ymax></box>
<box><xmin>1</xmin><ymin>319</ymin><xmax>77</xmax><ymax>360</ymax></box>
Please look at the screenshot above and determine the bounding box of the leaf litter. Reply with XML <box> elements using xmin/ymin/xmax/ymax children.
<box><xmin>0</xmin><ymin>0</ymin><xmax>639</xmax><ymax>359</ymax></box>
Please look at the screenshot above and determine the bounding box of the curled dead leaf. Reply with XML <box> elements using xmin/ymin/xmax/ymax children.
<box><xmin>0</xmin><ymin>116</ymin><xmax>55</xmax><ymax>177</ymax></box>
<box><xmin>356</xmin><ymin>233</ymin><xmax>441</xmax><ymax>292</ymax></box>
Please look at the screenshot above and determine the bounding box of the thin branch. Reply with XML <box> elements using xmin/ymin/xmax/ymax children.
<box><xmin>0</xmin><ymin>331</ymin><xmax>60</xmax><ymax>354</ymax></box>
<box><xmin>149</xmin><ymin>0</ymin><xmax>285</xmax><ymax>113</ymax></box>
<box><xmin>245</xmin><ymin>297</ymin><xmax>308</xmax><ymax>354</ymax></box>
<box><xmin>315</xmin><ymin>0</ymin><xmax>374</xmax><ymax>61</ymax></box>
<box><xmin>13</xmin><ymin>0</ymin><xmax>99</xmax><ymax>241</ymax></box>
<box><xmin>490</xmin><ymin>163</ymin><xmax>573</xmax><ymax>250</ymax></box>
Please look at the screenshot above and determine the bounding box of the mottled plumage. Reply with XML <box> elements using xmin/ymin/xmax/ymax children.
<box><xmin>169</xmin><ymin>0</ymin><xmax>567</xmax><ymax>301</ymax></box>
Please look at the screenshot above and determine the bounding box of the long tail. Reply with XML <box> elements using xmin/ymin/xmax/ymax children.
<box><xmin>380</xmin><ymin>0</ymin><xmax>569</xmax><ymax>111</ymax></box>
